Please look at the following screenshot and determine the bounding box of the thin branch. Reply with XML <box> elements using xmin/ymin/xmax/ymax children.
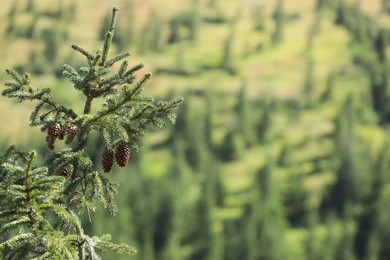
<box><xmin>25</xmin><ymin>152</ymin><xmax>35</xmax><ymax>202</ymax></box>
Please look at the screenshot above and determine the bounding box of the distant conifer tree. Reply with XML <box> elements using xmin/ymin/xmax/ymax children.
<box><xmin>0</xmin><ymin>7</ymin><xmax>182</xmax><ymax>259</ymax></box>
<box><xmin>383</xmin><ymin>0</ymin><xmax>390</xmax><ymax>14</ymax></box>
<box><xmin>220</xmin><ymin>25</ymin><xmax>237</xmax><ymax>75</ymax></box>
<box><xmin>271</xmin><ymin>0</ymin><xmax>285</xmax><ymax>46</ymax></box>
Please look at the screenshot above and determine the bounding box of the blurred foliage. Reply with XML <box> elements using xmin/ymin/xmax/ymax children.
<box><xmin>2</xmin><ymin>0</ymin><xmax>390</xmax><ymax>259</ymax></box>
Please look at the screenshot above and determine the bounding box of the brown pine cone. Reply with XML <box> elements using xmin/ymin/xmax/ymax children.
<box><xmin>102</xmin><ymin>148</ymin><xmax>114</xmax><ymax>173</ymax></box>
<box><xmin>65</xmin><ymin>124</ymin><xmax>78</xmax><ymax>144</ymax></box>
<box><xmin>115</xmin><ymin>142</ymin><xmax>131</xmax><ymax>168</ymax></box>
<box><xmin>46</xmin><ymin>123</ymin><xmax>62</xmax><ymax>149</ymax></box>
<box><xmin>48</xmin><ymin>123</ymin><xmax>62</xmax><ymax>139</ymax></box>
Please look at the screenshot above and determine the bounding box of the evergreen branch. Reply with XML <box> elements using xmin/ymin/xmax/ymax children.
<box><xmin>109</xmin><ymin>6</ymin><xmax>118</xmax><ymax>32</ymax></box>
<box><xmin>71</xmin><ymin>44</ymin><xmax>94</xmax><ymax>64</ymax></box>
<box><xmin>106</xmin><ymin>51</ymin><xmax>131</xmax><ymax>67</ymax></box>
<box><xmin>1</xmin><ymin>6</ymin><xmax>183</xmax><ymax>259</ymax></box>
<box><xmin>0</xmin><ymin>216</ymin><xmax>31</xmax><ymax>235</ymax></box>
<box><xmin>0</xmin><ymin>209</ymin><xmax>29</xmax><ymax>219</ymax></box>
<box><xmin>118</xmin><ymin>60</ymin><xmax>128</xmax><ymax>77</ymax></box>
<box><xmin>93</xmin><ymin>73</ymin><xmax>151</xmax><ymax>122</ymax></box>
<box><xmin>92</xmin><ymin>51</ymin><xmax>102</xmax><ymax>67</ymax></box>
<box><xmin>0</xmin><ymin>232</ymin><xmax>35</xmax><ymax>251</ymax></box>
<box><xmin>124</xmin><ymin>63</ymin><xmax>144</xmax><ymax>77</ymax></box>
<box><xmin>5</xmin><ymin>68</ymin><xmax>25</xmax><ymax>85</ymax></box>
<box><xmin>126</xmin><ymin>72</ymin><xmax>151</xmax><ymax>98</ymax></box>
<box><xmin>94</xmin><ymin>239</ymin><xmax>137</xmax><ymax>255</ymax></box>
<box><xmin>25</xmin><ymin>152</ymin><xmax>35</xmax><ymax>202</ymax></box>
<box><xmin>101</xmin><ymin>32</ymin><xmax>113</xmax><ymax>66</ymax></box>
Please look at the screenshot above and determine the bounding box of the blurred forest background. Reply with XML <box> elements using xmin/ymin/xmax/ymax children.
<box><xmin>1</xmin><ymin>0</ymin><xmax>390</xmax><ymax>259</ymax></box>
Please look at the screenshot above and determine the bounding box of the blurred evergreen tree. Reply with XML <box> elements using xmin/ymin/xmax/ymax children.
<box><xmin>99</xmin><ymin>13</ymin><xmax>112</xmax><ymax>41</ymax></box>
<box><xmin>256</xmin><ymin>98</ymin><xmax>272</xmax><ymax>143</ymax></box>
<box><xmin>189</xmin><ymin>0</ymin><xmax>201</xmax><ymax>42</ymax></box>
<box><xmin>326</xmin><ymin>97</ymin><xmax>362</xmax><ymax>215</ymax></box>
<box><xmin>283</xmin><ymin>173</ymin><xmax>310</xmax><ymax>226</ymax></box>
<box><xmin>320</xmin><ymin>71</ymin><xmax>336</xmax><ymax>102</ymax></box>
<box><xmin>354</xmin><ymin>142</ymin><xmax>390</xmax><ymax>260</ymax></box>
<box><xmin>219</xmin><ymin>130</ymin><xmax>242</xmax><ymax>161</ymax></box>
<box><xmin>25</xmin><ymin>14</ymin><xmax>39</xmax><ymax>39</ymax></box>
<box><xmin>68</xmin><ymin>1</ymin><xmax>77</xmax><ymax>21</ymax></box>
<box><xmin>272</xmin><ymin>0</ymin><xmax>285</xmax><ymax>46</ymax></box>
<box><xmin>26</xmin><ymin>0</ymin><xmax>35</xmax><ymax>12</ymax></box>
<box><xmin>204</xmin><ymin>91</ymin><xmax>215</xmax><ymax>151</ymax></box>
<box><xmin>383</xmin><ymin>0</ymin><xmax>390</xmax><ymax>14</ymax></box>
<box><xmin>220</xmin><ymin>24</ymin><xmax>237</xmax><ymax>75</ymax></box>
<box><xmin>316</xmin><ymin>0</ymin><xmax>326</xmax><ymax>11</ymax></box>
<box><xmin>302</xmin><ymin>58</ymin><xmax>316</xmax><ymax>106</ymax></box>
<box><xmin>185</xmin><ymin>122</ymin><xmax>208</xmax><ymax>169</ymax></box>
<box><xmin>168</xmin><ymin>92</ymin><xmax>190</xmax><ymax>145</ymax></box>
<box><xmin>42</xmin><ymin>27</ymin><xmax>61</xmax><ymax>65</ymax></box>
<box><xmin>114</xmin><ymin>2</ymin><xmax>136</xmax><ymax>51</ymax></box>
<box><xmin>163</xmin><ymin>140</ymin><xmax>193</xmax><ymax>260</ymax></box>
<box><xmin>322</xmin><ymin>213</ymin><xmax>339</xmax><ymax>260</ymax></box>
<box><xmin>252</xmin><ymin>5</ymin><xmax>266</xmax><ymax>32</ymax></box>
<box><xmin>277</xmin><ymin>144</ymin><xmax>290</xmax><ymax>167</ymax></box>
<box><xmin>356</xmin><ymin>55</ymin><xmax>390</xmax><ymax>124</ymax></box>
<box><xmin>168</xmin><ymin>18</ymin><xmax>181</xmax><ymax>44</ymax></box>
<box><xmin>373</xmin><ymin>28</ymin><xmax>387</xmax><ymax>63</ymax></box>
<box><xmin>224</xmin><ymin>218</ymin><xmax>246</xmax><ymax>260</ymax></box>
<box><xmin>168</xmin><ymin>9</ymin><xmax>201</xmax><ymax>44</ymax></box>
<box><xmin>304</xmin><ymin>211</ymin><xmax>322</xmax><ymax>260</ymax></box>
<box><xmin>138</xmin><ymin>11</ymin><xmax>165</xmax><ymax>53</ymax></box>
<box><xmin>335</xmin><ymin>217</ymin><xmax>356</xmax><ymax>260</ymax></box>
<box><xmin>235</xmin><ymin>81</ymin><xmax>256</xmax><ymax>148</ymax></box>
<box><xmin>149</xmin><ymin>14</ymin><xmax>164</xmax><ymax>52</ymax></box>
<box><xmin>6</xmin><ymin>0</ymin><xmax>18</xmax><ymax>36</ymax></box>
<box><xmin>335</xmin><ymin>0</ymin><xmax>347</xmax><ymax>26</ymax></box>
<box><xmin>244</xmin><ymin>161</ymin><xmax>288</xmax><ymax>260</ymax></box>
<box><xmin>306</xmin><ymin>13</ymin><xmax>322</xmax><ymax>51</ymax></box>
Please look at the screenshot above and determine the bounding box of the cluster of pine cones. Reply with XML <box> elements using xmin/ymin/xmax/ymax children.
<box><xmin>47</xmin><ymin>122</ymin><xmax>131</xmax><ymax>174</ymax></box>
<box><xmin>46</xmin><ymin>123</ymin><xmax>78</xmax><ymax>150</ymax></box>
<box><xmin>101</xmin><ymin>142</ymin><xmax>131</xmax><ymax>173</ymax></box>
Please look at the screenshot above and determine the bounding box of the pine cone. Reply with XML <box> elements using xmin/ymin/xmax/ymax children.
<box><xmin>65</xmin><ymin>124</ymin><xmax>78</xmax><ymax>144</ymax></box>
<box><xmin>48</xmin><ymin>123</ymin><xmax>62</xmax><ymax>139</ymax></box>
<box><xmin>115</xmin><ymin>142</ymin><xmax>131</xmax><ymax>168</ymax></box>
<box><xmin>102</xmin><ymin>148</ymin><xmax>114</xmax><ymax>173</ymax></box>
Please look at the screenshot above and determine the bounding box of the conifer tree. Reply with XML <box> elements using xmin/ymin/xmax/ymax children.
<box><xmin>326</xmin><ymin>97</ymin><xmax>361</xmax><ymax>214</ymax></box>
<box><xmin>303</xmin><ymin>58</ymin><xmax>316</xmax><ymax>107</ymax></box>
<box><xmin>235</xmin><ymin>81</ymin><xmax>255</xmax><ymax>148</ymax></box>
<box><xmin>112</xmin><ymin>1</ymin><xmax>136</xmax><ymax>52</ymax></box>
<box><xmin>204</xmin><ymin>91</ymin><xmax>215</xmax><ymax>151</ymax></box>
<box><xmin>383</xmin><ymin>0</ymin><xmax>390</xmax><ymax>14</ymax></box>
<box><xmin>26</xmin><ymin>0</ymin><xmax>35</xmax><ymax>12</ymax></box>
<box><xmin>0</xmin><ymin>6</ymin><xmax>182</xmax><ymax>259</ymax></box>
<box><xmin>256</xmin><ymin>98</ymin><xmax>272</xmax><ymax>143</ymax></box>
<box><xmin>271</xmin><ymin>0</ymin><xmax>285</xmax><ymax>46</ymax></box>
<box><xmin>320</xmin><ymin>71</ymin><xmax>336</xmax><ymax>102</ymax></box>
<box><xmin>306</xmin><ymin>13</ymin><xmax>322</xmax><ymax>51</ymax></box>
<box><xmin>42</xmin><ymin>27</ymin><xmax>61</xmax><ymax>64</ymax></box>
<box><xmin>220</xmin><ymin>24</ymin><xmax>237</xmax><ymax>75</ymax></box>
<box><xmin>6</xmin><ymin>0</ymin><xmax>18</xmax><ymax>36</ymax></box>
<box><xmin>252</xmin><ymin>6</ymin><xmax>266</xmax><ymax>32</ymax></box>
<box><xmin>244</xmin><ymin>161</ymin><xmax>288</xmax><ymax>260</ymax></box>
<box><xmin>373</xmin><ymin>28</ymin><xmax>387</xmax><ymax>63</ymax></box>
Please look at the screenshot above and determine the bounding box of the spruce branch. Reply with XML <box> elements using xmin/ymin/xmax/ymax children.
<box><xmin>1</xmin><ymin>5</ymin><xmax>182</xmax><ymax>259</ymax></box>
